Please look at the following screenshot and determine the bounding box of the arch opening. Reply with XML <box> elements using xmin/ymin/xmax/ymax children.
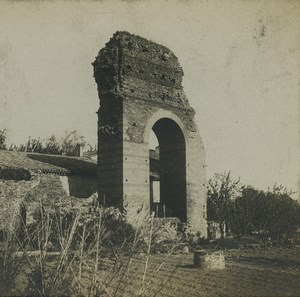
<box><xmin>149</xmin><ymin>118</ymin><xmax>187</xmax><ymax>222</ymax></box>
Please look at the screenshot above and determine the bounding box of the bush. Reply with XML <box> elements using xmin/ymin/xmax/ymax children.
<box><xmin>150</xmin><ymin>218</ymin><xmax>182</xmax><ymax>254</ymax></box>
<box><xmin>25</xmin><ymin>195</ymin><xmax>137</xmax><ymax>256</ymax></box>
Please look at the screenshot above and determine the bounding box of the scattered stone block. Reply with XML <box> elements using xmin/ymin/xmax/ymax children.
<box><xmin>181</xmin><ymin>245</ymin><xmax>189</xmax><ymax>254</ymax></box>
<box><xmin>194</xmin><ymin>250</ymin><xmax>225</xmax><ymax>270</ymax></box>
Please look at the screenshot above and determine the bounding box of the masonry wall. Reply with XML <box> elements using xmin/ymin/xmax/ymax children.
<box><xmin>97</xmin><ymin>94</ymin><xmax>124</xmax><ymax>207</ymax></box>
<box><xmin>24</xmin><ymin>174</ymin><xmax>69</xmax><ymax>224</ymax></box>
<box><xmin>94</xmin><ymin>31</ymin><xmax>207</xmax><ymax>235</ymax></box>
<box><xmin>0</xmin><ymin>172</ymin><xmax>69</xmax><ymax>232</ymax></box>
<box><xmin>0</xmin><ymin>176</ymin><xmax>34</xmax><ymax>232</ymax></box>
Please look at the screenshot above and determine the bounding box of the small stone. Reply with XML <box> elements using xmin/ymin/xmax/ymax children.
<box><xmin>181</xmin><ymin>245</ymin><xmax>189</xmax><ymax>254</ymax></box>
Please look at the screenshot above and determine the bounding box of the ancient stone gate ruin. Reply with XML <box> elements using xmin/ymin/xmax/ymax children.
<box><xmin>93</xmin><ymin>31</ymin><xmax>207</xmax><ymax>235</ymax></box>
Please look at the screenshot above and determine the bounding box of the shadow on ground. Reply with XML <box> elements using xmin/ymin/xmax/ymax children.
<box><xmin>175</xmin><ymin>264</ymin><xmax>195</xmax><ymax>269</ymax></box>
<box><xmin>237</xmin><ymin>255</ymin><xmax>300</xmax><ymax>269</ymax></box>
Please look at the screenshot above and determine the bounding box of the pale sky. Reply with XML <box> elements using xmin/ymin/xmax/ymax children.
<box><xmin>0</xmin><ymin>0</ymin><xmax>299</xmax><ymax>195</ymax></box>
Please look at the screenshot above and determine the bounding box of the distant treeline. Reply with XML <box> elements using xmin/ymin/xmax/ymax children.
<box><xmin>207</xmin><ymin>172</ymin><xmax>300</xmax><ymax>242</ymax></box>
<box><xmin>0</xmin><ymin>129</ymin><xmax>95</xmax><ymax>156</ymax></box>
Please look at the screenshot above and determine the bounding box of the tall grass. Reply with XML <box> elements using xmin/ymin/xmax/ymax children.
<box><xmin>0</xmin><ymin>208</ymin><xmax>27</xmax><ymax>295</ymax></box>
<box><xmin>0</xmin><ymin>196</ymin><xmax>182</xmax><ymax>296</ymax></box>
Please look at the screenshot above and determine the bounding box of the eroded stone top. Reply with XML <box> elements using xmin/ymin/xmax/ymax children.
<box><xmin>93</xmin><ymin>31</ymin><xmax>192</xmax><ymax>111</ymax></box>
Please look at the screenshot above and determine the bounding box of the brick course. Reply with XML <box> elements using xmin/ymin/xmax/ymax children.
<box><xmin>93</xmin><ymin>31</ymin><xmax>207</xmax><ymax>235</ymax></box>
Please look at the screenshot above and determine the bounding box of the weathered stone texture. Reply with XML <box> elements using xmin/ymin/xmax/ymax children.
<box><xmin>93</xmin><ymin>31</ymin><xmax>207</xmax><ymax>235</ymax></box>
<box><xmin>0</xmin><ymin>172</ymin><xmax>69</xmax><ymax>231</ymax></box>
<box><xmin>0</xmin><ymin>179</ymin><xmax>32</xmax><ymax>232</ymax></box>
<box><xmin>194</xmin><ymin>250</ymin><xmax>226</xmax><ymax>270</ymax></box>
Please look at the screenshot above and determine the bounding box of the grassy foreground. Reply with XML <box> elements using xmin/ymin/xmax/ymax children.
<box><xmin>1</xmin><ymin>198</ymin><xmax>299</xmax><ymax>297</ymax></box>
<box><xmin>4</xmin><ymin>247</ymin><xmax>299</xmax><ymax>297</ymax></box>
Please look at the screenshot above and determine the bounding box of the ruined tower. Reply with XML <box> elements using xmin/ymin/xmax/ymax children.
<box><xmin>93</xmin><ymin>31</ymin><xmax>207</xmax><ymax>235</ymax></box>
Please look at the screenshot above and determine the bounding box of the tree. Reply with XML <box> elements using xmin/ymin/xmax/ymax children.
<box><xmin>230</xmin><ymin>186</ymin><xmax>265</xmax><ymax>236</ymax></box>
<box><xmin>232</xmin><ymin>185</ymin><xmax>300</xmax><ymax>243</ymax></box>
<box><xmin>0</xmin><ymin>129</ymin><xmax>7</xmax><ymax>150</ymax></box>
<box><xmin>44</xmin><ymin>135</ymin><xmax>62</xmax><ymax>155</ymax></box>
<box><xmin>28</xmin><ymin>137</ymin><xmax>43</xmax><ymax>153</ymax></box>
<box><xmin>61</xmin><ymin>130</ymin><xmax>86</xmax><ymax>156</ymax></box>
<box><xmin>207</xmin><ymin>171</ymin><xmax>241</xmax><ymax>238</ymax></box>
<box><xmin>265</xmin><ymin>186</ymin><xmax>300</xmax><ymax>241</ymax></box>
<box><xmin>10</xmin><ymin>130</ymin><xmax>88</xmax><ymax>156</ymax></box>
<box><xmin>16</xmin><ymin>136</ymin><xmax>44</xmax><ymax>153</ymax></box>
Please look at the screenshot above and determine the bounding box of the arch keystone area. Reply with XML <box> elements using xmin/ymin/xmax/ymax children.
<box><xmin>93</xmin><ymin>31</ymin><xmax>207</xmax><ymax>235</ymax></box>
<box><xmin>143</xmin><ymin>109</ymin><xmax>187</xmax><ymax>145</ymax></box>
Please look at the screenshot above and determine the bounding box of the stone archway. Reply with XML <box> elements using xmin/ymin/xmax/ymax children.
<box><xmin>93</xmin><ymin>31</ymin><xmax>207</xmax><ymax>235</ymax></box>
<box><xmin>151</xmin><ymin>117</ymin><xmax>187</xmax><ymax>222</ymax></box>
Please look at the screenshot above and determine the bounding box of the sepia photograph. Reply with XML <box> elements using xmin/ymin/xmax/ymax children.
<box><xmin>0</xmin><ymin>0</ymin><xmax>299</xmax><ymax>296</ymax></box>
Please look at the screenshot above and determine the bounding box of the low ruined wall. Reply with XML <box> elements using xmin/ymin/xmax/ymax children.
<box><xmin>0</xmin><ymin>172</ymin><xmax>39</xmax><ymax>232</ymax></box>
<box><xmin>24</xmin><ymin>174</ymin><xmax>69</xmax><ymax>225</ymax></box>
<box><xmin>0</xmin><ymin>172</ymin><xmax>68</xmax><ymax>231</ymax></box>
<box><xmin>0</xmin><ymin>169</ymin><xmax>98</xmax><ymax>233</ymax></box>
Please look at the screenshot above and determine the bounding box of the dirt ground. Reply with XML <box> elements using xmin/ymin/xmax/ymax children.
<box><xmin>96</xmin><ymin>247</ymin><xmax>300</xmax><ymax>297</ymax></box>
<box><xmin>7</xmin><ymin>247</ymin><xmax>300</xmax><ymax>296</ymax></box>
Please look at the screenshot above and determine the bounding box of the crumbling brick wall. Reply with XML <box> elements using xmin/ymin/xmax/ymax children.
<box><xmin>0</xmin><ymin>178</ymin><xmax>33</xmax><ymax>233</ymax></box>
<box><xmin>0</xmin><ymin>171</ymin><xmax>68</xmax><ymax>232</ymax></box>
<box><xmin>93</xmin><ymin>31</ymin><xmax>207</xmax><ymax>236</ymax></box>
